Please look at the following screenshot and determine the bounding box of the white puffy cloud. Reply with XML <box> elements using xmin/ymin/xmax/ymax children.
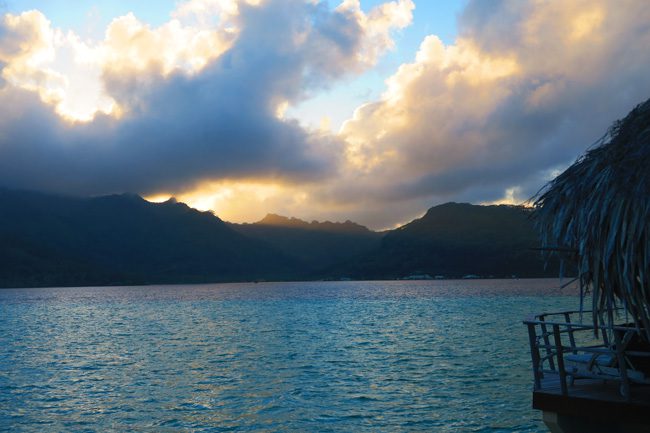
<box><xmin>0</xmin><ymin>11</ymin><xmax>63</xmax><ymax>106</ymax></box>
<box><xmin>0</xmin><ymin>5</ymin><xmax>237</xmax><ymax>120</ymax></box>
<box><xmin>336</xmin><ymin>0</ymin><xmax>413</xmax><ymax>67</ymax></box>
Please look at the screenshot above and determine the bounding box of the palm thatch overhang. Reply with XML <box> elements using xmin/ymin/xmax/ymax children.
<box><xmin>533</xmin><ymin>98</ymin><xmax>650</xmax><ymax>339</ymax></box>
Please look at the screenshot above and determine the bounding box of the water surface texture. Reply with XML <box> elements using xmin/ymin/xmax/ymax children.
<box><xmin>0</xmin><ymin>279</ymin><xmax>578</xmax><ymax>432</ymax></box>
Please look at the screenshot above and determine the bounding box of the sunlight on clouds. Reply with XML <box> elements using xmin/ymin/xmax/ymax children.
<box><xmin>319</xmin><ymin>116</ymin><xmax>332</xmax><ymax>132</ymax></box>
<box><xmin>337</xmin><ymin>0</ymin><xmax>414</xmax><ymax>66</ymax></box>
<box><xmin>0</xmin><ymin>11</ymin><xmax>115</xmax><ymax>121</ymax></box>
<box><xmin>522</xmin><ymin>2</ymin><xmax>605</xmax><ymax>45</ymax></box>
<box><xmin>2</xmin><ymin>0</ymin><xmax>648</xmax><ymax>230</ymax></box>
<box><xmin>275</xmin><ymin>100</ymin><xmax>289</xmax><ymax>119</ymax></box>
<box><xmin>570</xmin><ymin>8</ymin><xmax>604</xmax><ymax>41</ymax></box>
<box><xmin>0</xmin><ymin>0</ymin><xmax>413</xmax><ymax>227</ymax></box>
<box><xmin>383</xmin><ymin>36</ymin><xmax>519</xmax><ymax>101</ymax></box>
<box><xmin>147</xmin><ymin>181</ymin><xmax>310</xmax><ymax>223</ymax></box>
<box><xmin>0</xmin><ymin>4</ymin><xmax>237</xmax><ymax>122</ymax></box>
<box><xmin>482</xmin><ymin>187</ymin><xmax>524</xmax><ymax>206</ymax></box>
<box><xmin>0</xmin><ymin>0</ymin><xmax>413</xmax><ymax>123</ymax></box>
<box><xmin>50</xmin><ymin>33</ymin><xmax>116</xmax><ymax>121</ymax></box>
<box><xmin>1</xmin><ymin>12</ymin><xmax>61</xmax><ymax>106</ymax></box>
<box><xmin>324</xmin><ymin>0</ymin><xmax>650</xmax><ymax>228</ymax></box>
<box><xmin>153</xmin><ymin>179</ymin><xmax>392</xmax><ymax>226</ymax></box>
<box><xmin>0</xmin><ymin>11</ymin><xmax>54</xmax><ymax>64</ymax></box>
<box><xmin>442</xmin><ymin>42</ymin><xmax>519</xmax><ymax>87</ymax></box>
<box><xmin>101</xmin><ymin>12</ymin><xmax>234</xmax><ymax>78</ymax></box>
<box><xmin>341</xmin><ymin>35</ymin><xmax>520</xmax><ymax>173</ymax></box>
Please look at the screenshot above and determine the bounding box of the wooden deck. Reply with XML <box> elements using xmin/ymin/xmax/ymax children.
<box><xmin>533</xmin><ymin>373</ymin><xmax>650</xmax><ymax>422</ymax></box>
<box><xmin>525</xmin><ymin>311</ymin><xmax>650</xmax><ymax>431</ymax></box>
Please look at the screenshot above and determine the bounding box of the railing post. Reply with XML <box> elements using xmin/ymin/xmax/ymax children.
<box><xmin>564</xmin><ymin>312</ymin><xmax>578</xmax><ymax>354</ymax></box>
<box><xmin>602</xmin><ymin>324</ymin><xmax>610</xmax><ymax>347</ymax></box>
<box><xmin>553</xmin><ymin>324</ymin><xmax>568</xmax><ymax>395</ymax></box>
<box><xmin>527</xmin><ymin>322</ymin><xmax>542</xmax><ymax>390</ymax></box>
<box><xmin>614</xmin><ymin>329</ymin><xmax>630</xmax><ymax>399</ymax></box>
<box><xmin>540</xmin><ymin>316</ymin><xmax>556</xmax><ymax>371</ymax></box>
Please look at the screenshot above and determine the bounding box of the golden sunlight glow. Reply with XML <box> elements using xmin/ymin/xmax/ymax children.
<box><xmin>275</xmin><ymin>100</ymin><xmax>289</xmax><ymax>119</ymax></box>
<box><xmin>445</xmin><ymin>43</ymin><xmax>519</xmax><ymax>87</ymax></box>
<box><xmin>101</xmin><ymin>13</ymin><xmax>234</xmax><ymax>78</ymax></box>
<box><xmin>145</xmin><ymin>193</ymin><xmax>174</xmax><ymax>203</ymax></box>
<box><xmin>342</xmin><ymin>35</ymin><xmax>520</xmax><ymax>173</ymax></box>
<box><xmin>383</xmin><ymin>36</ymin><xmax>519</xmax><ymax>103</ymax></box>
<box><xmin>319</xmin><ymin>116</ymin><xmax>332</xmax><ymax>132</ymax></box>
<box><xmin>146</xmin><ymin>181</ymin><xmax>311</xmax><ymax>223</ymax></box>
<box><xmin>482</xmin><ymin>187</ymin><xmax>523</xmax><ymax>206</ymax></box>
<box><xmin>570</xmin><ymin>8</ymin><xmax>604</xmax><ymax>41</ymax></box>
<box><xmin>0</xmin><ymin>11</ymin><xmax>112</xmax><ymax>122</ymax></box>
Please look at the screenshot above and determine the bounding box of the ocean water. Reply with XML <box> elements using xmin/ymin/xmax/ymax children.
<box><xmin>0</xmin><ymin>279</ymin><xmax>579</xmax><ymax>432</ymax></box>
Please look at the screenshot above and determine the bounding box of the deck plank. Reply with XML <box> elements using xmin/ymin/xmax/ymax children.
<box><xmin>533</xmin><ymin>373</ymin><xmax>650</xmax><ymax>422</ymax></box>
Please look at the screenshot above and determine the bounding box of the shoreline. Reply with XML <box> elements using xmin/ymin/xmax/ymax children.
<box><xmin>0</xmin><ymin>276</ymin><xmax>578</xmax><ymax>291</ymax></box>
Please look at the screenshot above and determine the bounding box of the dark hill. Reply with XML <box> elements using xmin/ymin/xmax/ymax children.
<box><xmin>0</xmin><ymin>190</ymin><xmax>559</xmax><ymax>288</ymax></box>
<box><xmin>0</xmin><ymin>189</ymin><xmax>300</xmax><ymax>287</ymax></box>
<box><xmin>327</xmin><ymin>202</ymin><xmax>559</xmax><ymax>279</ymax></box>
<box><xmin>230</xmin><ymin>215</ymin><xmax>382</xmax><ymax>273</ymax></box>
<box><xmin>256</xmin><ymin>213</ymin><xmax>373</xmax><ymax>234</ymax></box>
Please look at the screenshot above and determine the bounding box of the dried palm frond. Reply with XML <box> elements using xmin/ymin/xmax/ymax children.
<box><xmin>533</xmin><ymin>98</ymin><xmax>650</xmax><ymax>339</ymax></box>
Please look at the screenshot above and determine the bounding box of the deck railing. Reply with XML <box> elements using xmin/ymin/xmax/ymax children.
<box><xmin>524</xmin><ymin>310</ymin><xmax>650</xmax><ymax>399</ymax></box>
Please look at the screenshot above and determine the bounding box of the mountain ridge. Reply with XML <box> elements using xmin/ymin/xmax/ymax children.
<box><xmin>250</xmin><ymin>213</ymin><xmax>375</xmax><ymax>234</ymax></box>
<box><xmin>0</xmin><ymin>188</ymin><xmax>301</xmax><ymax>287</ymax></box>
<box><xmin>325</xmin><ymin>201</ymin><xmax>557</xmax><ymax>280</ymax></box>
<box><xmin>0</xmin><ymin>188</ymin><xmax>559</xmax><ymax>287</ymax></box>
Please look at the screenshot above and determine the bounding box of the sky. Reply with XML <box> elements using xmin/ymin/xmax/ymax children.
<box><xmin>1</xmin><ymin>0</ymin><xmax>649</xmax><ymax>229</ymax></box>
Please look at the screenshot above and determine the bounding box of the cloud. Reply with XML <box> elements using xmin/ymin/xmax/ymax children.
<box><xmin>2</xmin><ymin>0</ymin><xmax>649</xmax><ymax>230</ymax></box>
<box><xmin>0</xmin><ymin>11</ymin><xmax>61</xmax><ymax>101</ymax></box>
<box><xmin>328</xmin><ymin>0</ymin><xmax>650</xmax><ymax>227</ymax></box>
<box><xmin>0</xmin><ymin>0</ymin><xmax>413</xmax><ymax>195</ymax></box>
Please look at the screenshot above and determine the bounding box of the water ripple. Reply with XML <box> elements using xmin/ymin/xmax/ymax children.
<box><xmin>0</xmin><ymin>279</ymin><xmax>577</xmax><ymax>432</ymax></box>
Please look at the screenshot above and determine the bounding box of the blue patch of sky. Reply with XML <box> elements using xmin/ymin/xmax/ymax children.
<box><xmin>4</xmin><ymin>0</ymin><xmax>176</xmax><ymax>38</ymax></box>
<box><xmin>289</xmin><ymin>0</ymin><xmax>465</xmax><ymax>131</ymax></box>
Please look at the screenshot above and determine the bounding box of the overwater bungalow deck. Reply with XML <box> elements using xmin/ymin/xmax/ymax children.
<box><xmin>525</xmin><ymin>310</ymin><xmax>650</xmax><ymax>432</ymax></box>
<box><xmin>529</xmin><ymin>370</ymin><xmax>650</xmax><ymax>432</ymax></box>
<box><xmin>525</xmin><ymin>98</ymin><xmax>650</xmax><ymax>432</ymax></box>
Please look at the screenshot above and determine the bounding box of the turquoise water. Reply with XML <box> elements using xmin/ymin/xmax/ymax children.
<box><xmin>0</xmin><ymin>279</ymin><xmax>578</xmax><ymax>432</ymax></box>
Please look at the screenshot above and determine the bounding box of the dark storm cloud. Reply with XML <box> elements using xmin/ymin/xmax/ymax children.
<box><xmin>0</xmin><ymin>0</ymin><xmax>400</xmax><ymax>195</ymax></box>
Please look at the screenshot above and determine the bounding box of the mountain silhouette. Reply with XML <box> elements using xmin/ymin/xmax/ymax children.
<box><xmin>230</xmin><ymin>215</ymin><xmax>381</xmax><ymax>274</ymax></box>
<box><xmin>325</xmin><ymin>202</ymin><xmax>559</xmax><ymax>280</ymax></box>
<box><xmin>0</xmin><ymin>190</ymin><xmax>558</xmax><ymax>288</ymax></box>
<box><xmin>0</xmin><ymin>189</ymin><xmax>299</xmax><ymax>287</ymax></box>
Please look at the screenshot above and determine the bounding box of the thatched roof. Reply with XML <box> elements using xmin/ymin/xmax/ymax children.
<box><xmin>533</xmin><ymin>98</ymin><xmax>650</xmax><ymax>338</ymax></box>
